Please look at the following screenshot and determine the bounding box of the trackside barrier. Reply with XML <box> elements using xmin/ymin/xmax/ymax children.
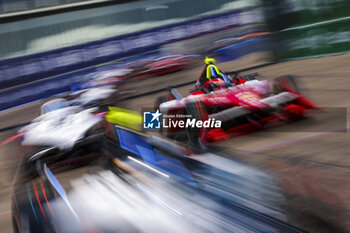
<box><xmin>0</xmin><ymin>7</ymin><xmax>270</xmax><ymax>111</ymax></box>
<box><xmin>0</xmin><ymin>50</ymin><xmax>164</xmax><ymax>112</ymax></box>
<box><xmin>0</xmin><ymin>36</ymin><xmax>274</xmax><ymax>112</ymax></box>
<box><xmin>0</xmin><ymin>7</ymin><xmax>265</xmax><ymax>90</ymax></box>
<box><xmin>0</xmin><ymin>68</ymin><xmax>94</xmax><ymax>111</ymax></box>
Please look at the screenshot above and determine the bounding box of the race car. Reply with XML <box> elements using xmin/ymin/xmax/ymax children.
<box><xmin>71</xmin><ymin>68</ymin><xmax>132</xmax><ymax>91</ymax></box>
<box><xmin>67</xmin><ymin>68</ymin><xmax>134</xmax><ymax>110</ymax></box>
<box><xmin>155</xmin><ymin>72</ymin><xmax>317</xmax><ymax>144</ymax></box>
<box><xmin>11</xmin><ymin>123</ymin><xmax>307</xmax><ymax>233</ymax></box>
<box><xmin>68</xmin><ymin>85</ymin><xmax>119</xmax><ymax>110</ymax></box>
<box><xmin>16</xmin><ymin>98</ymin><xmax>105</xmax><ymax>174</ymax></box>
<box><xmin>126</xmin><ymin>55</ymin><xmax>199</xmax><ymax>79</ymax></box>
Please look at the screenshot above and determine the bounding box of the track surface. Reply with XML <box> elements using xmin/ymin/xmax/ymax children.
<box><xmin>0</xmin><ymin>52</ymin><xmax>349</xmax><ymax>232</ymax></box>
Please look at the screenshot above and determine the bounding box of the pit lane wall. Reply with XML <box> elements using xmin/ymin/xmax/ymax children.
<box><xmin>267</xmin><ymin>0</ymin><xmax>350</xmax><ymax>59</ymax></box>
<box><xmin>0</xmin><ymin>7</ymin><xmax>269</xmax><ymax>111</ymax></box>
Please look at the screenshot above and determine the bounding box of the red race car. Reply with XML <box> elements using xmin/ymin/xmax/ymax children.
<box><xmin>154</xmin><ymin>72</ymin><xmax>317</xmax><ymax>144</ymax></box>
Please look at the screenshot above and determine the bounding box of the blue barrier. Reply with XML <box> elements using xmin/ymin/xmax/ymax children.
<box><xmin>0</xmin><ymin>68</ymin><xmax>94</xmax><ymax>111</ymax></box>
<box><xmin>0</xmin><ymin>37</ymin><xmax>272</xmax><ymax>112</ymax></box>
<box><xmin>0</xmin><ymin>50</ymin><xmax>165</xmax><ymax>111</ymax></box>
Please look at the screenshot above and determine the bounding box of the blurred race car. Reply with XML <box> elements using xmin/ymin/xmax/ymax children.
<box><xmin>206</xmin><ymin>32</ymin><xmax>270</xmax><ymax>53</ymax></box>
<box><xmin>68</xmin><ymin>85</ymin><xmax>119</xmax><ymax>110</ymax></box>
<box><xmin>67</xmin><ymin>68</ymin><xmax>136</xmax><ymax>110</ymax></box>
<box><xmin>126</xmin><ymin>55</ymin><xmax>199</xmax><ymax>78</ymax></box>
<box><xmin>12</xmin><ymin>124</ymin><xmax>307</xmax><ymax>233</ymax></box>
<box><xmin>72</xmin><ymin>68</ymin><xmax>132</xmax><ymax>91</ymax></box>
<box><xmin>16</xmin><ymin>98</ymin><xmax>105</xmax><ymax>174</ymax></box>
<box><xmin>155</xmin><ymin>73</ymin><xmax>317</xmax><ymax>144</ymax></box>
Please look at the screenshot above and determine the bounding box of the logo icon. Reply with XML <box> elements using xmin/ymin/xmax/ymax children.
<box><xmin>143</xmin><ymin>110</ymin><xmax>162</xmax><ymax>129</ymax></box>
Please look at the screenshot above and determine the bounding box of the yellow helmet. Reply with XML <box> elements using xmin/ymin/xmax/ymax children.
<box><xmin>205</xmin><ymin>57</ymin><xmax>216</xmax><ymax>65</ymax></box>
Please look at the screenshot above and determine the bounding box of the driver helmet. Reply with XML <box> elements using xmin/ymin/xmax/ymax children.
<box><xmin>205</xmin><ymin>57</ymin><xmax>216</xmax><ymax>65</ymax></box>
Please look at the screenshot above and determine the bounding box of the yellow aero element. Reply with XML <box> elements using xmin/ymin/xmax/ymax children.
<box><xmin>105</xmin><ymin>107</ymin><xmax>142</xmax><ymax>131</ymax></box>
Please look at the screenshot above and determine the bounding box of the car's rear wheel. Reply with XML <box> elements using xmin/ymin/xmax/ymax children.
<box><xmin>273</xmin><ymin>75</ymin><xmax>300</xmax><ymax>94</ymax></box>
<box><xmin>154</xmin><ymin>94</ymin><xmax>175</xmax><ymax>111</ymax></box>
<box><xmin>273</xmin><ymin>75</ymin><xmax>310</xmax><ymax>121</ymax></box>
<box><xmin>154</xmin><ymin>94</ymin><xmax>175</xmax><ymax>137</ymax></box>
<box><xmin>185</xmin><ymin>100</ymin><xmax>208</xmax><ymax>144</ymax></box>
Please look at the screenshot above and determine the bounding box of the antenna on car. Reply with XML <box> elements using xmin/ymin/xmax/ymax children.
<box><xmin>170</xmin><ymin>88</ymin><xmax>183</xmax><ymax>101</ymax></box>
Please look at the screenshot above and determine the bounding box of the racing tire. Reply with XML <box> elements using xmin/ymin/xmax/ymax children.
<box><xmin>154</xmin><ymin>94</ymin><xmax>175</xmax><ymax>111</ymax></box>
<box><xmin>185</xmin><ymin>100</ymin><xmax>208</xmax><ymax>144</ymax></box>
<box><xmin>273</xmin><ymin>75</ymin><xmax>300</xmax><ymax>95</ymax></box>
<box><xmin>154</xmin><ymin>94</ymin><xmax>175</xmax><ymax>137</ymax></box>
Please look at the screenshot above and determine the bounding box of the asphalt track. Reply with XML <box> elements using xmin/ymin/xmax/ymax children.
<box><xmin>0</xmin><ymin>52</ymin><xmax>349</xmax><ymax>233</ymax></box>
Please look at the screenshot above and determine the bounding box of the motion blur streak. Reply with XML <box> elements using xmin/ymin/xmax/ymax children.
<box><xmin>94</xmin><ymin>112</ymin><xmax>107</xmax><ymax>117</ymax></box>
<box><xmin>0</xmin><ymin>211</ymin><xmax>12</xmax><ymax>217</ymax></box>
<box><xmin>128</xmin><ymin>156</ymin><xmax>170</xmax><ymax>178</ymax></box>
<box><xmin>26</xmin><ymin>184</ymin><xmax>39</xmax><ymax>222</ymax></box>
<box><xmin>39</xmin><ymin>181</ymin><xmax>56</xmax><ymax>219</ymax></box>
<box><xmin>33</xmin><ymin>181</ymin><xmax>48</xmax><ymax>222</ymax></box>
<box><xmin>136</xmin><ymin>184</ymin><xmax>183</xmax><ymax>216</ymax></box>
<box><xmin>238</xmin><ymin>124</ymin><xmax>350</xmax><ymax>156</ymax></box>
<box><xmin>0</xmin><ymin>133</ymin><xmax>25</xmax><ymax>147</ymax></box>
<box><xmin>238</xmin><ymin>32</ymin><xmax>270</xmax><ymax>40</ymax></box>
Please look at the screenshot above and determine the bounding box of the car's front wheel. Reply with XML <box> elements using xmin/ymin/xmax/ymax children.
<box><xmin>185</xmin><ymin>100</ymin><xmax>208</xmax><ymax>144</ymax></box>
